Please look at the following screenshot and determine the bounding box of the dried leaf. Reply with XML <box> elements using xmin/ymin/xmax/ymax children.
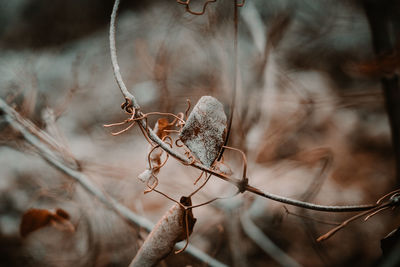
<box><xmin>179</xmin><ymin>96</ymin><xmax>227</xmax><ymax>167</ymax></box>
<box><xmin>129</xmin><ymin>197</ymin><xmax>196</xmax><ymax>267</ymax></box>
<box><xmin>137</xmin><ymin>118</ymin><xmax>169</xmax><ymax>184</ymax></box>
<box><xmin>20</xmin><ymin>208</ymin><xmax>74</xmax><ymax>238</ymax></box>
<box><xmin>154</xmin><ymin>118</ymin><xmax>171</xmax><ymax>139</ymax></box>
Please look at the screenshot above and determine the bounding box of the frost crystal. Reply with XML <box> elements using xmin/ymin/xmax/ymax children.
<box><xmin>179</xmin><ymin>96</ymin><xmax>227</xmax><ymax>167</ymax></box>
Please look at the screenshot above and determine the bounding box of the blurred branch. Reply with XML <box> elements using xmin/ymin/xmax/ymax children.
<box><xmin>226</xmin><ymin>210</ymin><xmax>247</xmax><ymax>267</ymax></box>
<box><xmin>109</xmin><ymin>0</ymin><xmax>137</xmax><ymax>107</ymax></box>
<box><xmin>0</xmin><ymin>97</ymin><xmax>228</xmax><ymax>267</ymax></box>
<box><xmin>363</xmin><ymin>0</ymin><xmax>400</xmax><ymax>185</ymax></box>
<box><xmin>216</xmin><ymin>0</ymin><xmax>240</xmax><ymax>161</ymax></box>
<box><xmin>109</xmin><ymin>0</ymin><xmax>383</xmax><ymax>213</ymax></box>
<box><xmin>0</xmin><ymin>98</ymin><xmax>151</xmax><ymax>229</ymax></box>
<box><xmin>240</xmin><ymin>211</ymin><xmax>300</xmax><ymax>267</ymax></box>
<box><xmin>283</xmin><ymin>206</ymin><xmax>340</xmax><ymax>226</ymax></box>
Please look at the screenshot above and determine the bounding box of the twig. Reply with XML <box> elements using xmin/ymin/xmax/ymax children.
<box><xmin>108</xmin><ymin>0</ymin><xmax>382</xmax><ymax>213</ymax></box>
<box><xmin>222</xmin><ymin>145</ymin><xmax>247</xmax><ymax>180</ymax></box>
<box><xmin>283</xmin><ymin>206</ymin><xmax>340</xmax><ymax>226</ymax></box>
<box><xmin>299</xmin><ymin>149</ymin><xmax>333</xmax><ymax>201</ymax></box>
<box><xmin>177</xmin><ymin>0</ymin><xmax>216</xmax><ymax>15</ymax></box>
<box><xmin>377</xmin><ymin>189</ymin><xmax>400</xmax><ymax>204</ymax></box>
<box><xmin>316</xmin><ymin>202</ymin><xmax>393</xmax><ymax>242</ymax></box>
<box><xmin>0</xmin><ymin>98</ymin><xmax>228</xmax><ymax>267</ymax></box>
<box><xmin>110</xmin><ymin>0</ymin><xmax>138</xmax><ymax>108</ymax></box>
<box><xmin>217</xmin><ymin>0</ymin><xmax>240</xmax><ymax>161</ymax></box>
<box><xmin>245</xmin><ymin>184</ymin><xmax>377</xmax><ymax>212</ymax></box>
<box><xmin>189</xmin><ymin>172</ymin><xmax>210</xmax><ymax>196</ymax></box>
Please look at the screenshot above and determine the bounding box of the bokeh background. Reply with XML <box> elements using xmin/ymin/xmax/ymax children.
<box><xmin>1</xmin><ymin>0</ymin><xmax>400</xmax><ymax>266</ymax></box>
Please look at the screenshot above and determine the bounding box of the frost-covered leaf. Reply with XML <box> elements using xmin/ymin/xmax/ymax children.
<box><xmin>179</xmin><ymin>96</ymin><xmax>227</xmax><ymax>167</ymax></box>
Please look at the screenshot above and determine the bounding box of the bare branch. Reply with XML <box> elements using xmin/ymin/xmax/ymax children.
<box><xmin>245</xmin><ymin>185</ymin><xmax>377</xmax><ymax>212</ymax></box>
<box><xmin>317</xmin><ymin>194</ymin><xmax>400</xmax><ymax>242</ymax></box>
<box><xmin>110</xmin><ymin>0</ymin><xmax>138</xmax><ymax>107</ymax></box>
<box><xmin>283</xmin><ymin>206</ymin><xmax>340</xmax><ymax>226</ymax></box>
<box><xmin>316</xmin><ymin>203</ymin><xmax>392</xmax><ymax>242</ymax></box>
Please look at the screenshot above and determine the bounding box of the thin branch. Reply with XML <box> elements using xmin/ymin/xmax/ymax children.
<box><xmin>217</xmin><ymin>0</ymin><xmax>240</xmax><ymax>161</ymax></box>
<box><xmin>222</xmin><ymin>145</ymin><xmax>247</xmax><ymax>180</ymax></box>
<box><xmin>0</xmin><ymin>98</ymin><xmax>227</xmax><ymax>267</ymax></box>
<box><xmin>377</xmin><ymin>189</ymin><xmax>400</xmax><ymax>204</ymax></box>
<box><xmin>283</xmin><ymin>206</ymin><xmax>340</xmax><ymax>226</ymax></box>
<box><xmin>316</xmin><ymin>202</ymin><xmax>393</xmax><ymax>242</ymax></box>
<box><xmin>189</xmin><ymin>172</ymin><xmax>210</xmax><ymax>197</ymax></box>
<box><xmin>245</xmin><ymin>184</ymin><xmax>377</xmax><ymax>212</ymax></box>
<box><xmin>110</xmin><ymin>0</ymin><xmax>138</xmax><ymax>107</ymax></box>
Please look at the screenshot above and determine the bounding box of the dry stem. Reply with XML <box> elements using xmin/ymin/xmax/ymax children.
<box><xmin>176</xmin><ymin>0</ymin><xmax>217</xmax><ymax>15</ymax></box>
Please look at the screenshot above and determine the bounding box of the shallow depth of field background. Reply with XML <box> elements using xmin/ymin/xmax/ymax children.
<box><xmin>1</xmin><ymin>1</ymin><xmax>400</xmax><ymax>266</ymax></box>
